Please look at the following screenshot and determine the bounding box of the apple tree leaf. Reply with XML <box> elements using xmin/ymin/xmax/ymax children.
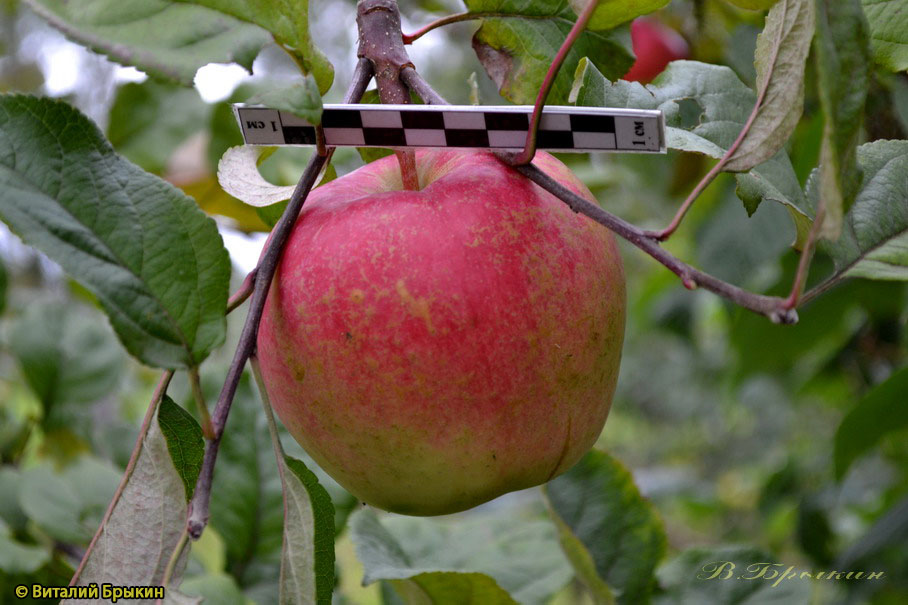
<box><xmin>657</xmin><ymin>545</ymin><xmax>812</xmax><ymax>603</ymax></box>
<box><xmin>24</xmin><ymin>0</ymin><xmax>268</xmax><ymax>86</ymax></box>
<box><xmin>246</xmin><ymin>76</ymin><xmax>323</xmax><ymax>125</ymax></box>
<box><xmin>279</xmin><ymin>456</ymin><xmax>336</xmax><ymax>604</ymax></box>
<box><xmin>808</xmin><ymin>140</ymin><xmax>908</xmax><ymax>282</ymax></box>
<box><xmin>18</xmin><ymin>457</ymin><xmax>120</xmax><ymax>545</ymax></box>
<box><xmin>723</xmin><ymin>0</ymin><xmax>815</xmax><ymax>172</ymax></box>
<box><xmin>568</xmin><ymin>0</ymin><xmax>671</xmax><ymax>31</ymax></box>
<box><xmin>107</xmin><ymin>80</ymin><xmax>212</xmax><ymax>175</ymax></box>
<box><xmin>0</xmin><ymin>95</ymin><xmax>231</xmax><ymax>369</ymax></box>
<box><xmin>465</xmin><ymin>0</ymin><xmax>634</xmax><ymax>104</ymax></box>
<box><xmin>861</xmin><ymin>0</ymin><xmax>908</xmax><ymax>72</ymax></box>
<box><xmin>172</xmin><ymin>0</ymin><xmax>334</xmax><ymax>93</ymax></box>
<box><xmin>349</xmin><ymin>508</ymin><xmax>573</xmax><ymax>605</ymax></box>
<box><xmin>834</xmin><ymin>366</ymin><xmax>908</xmax><ymax>480</ymax></box>
<box><xmin>544</xmin><ymin>450</ymin><xmax>666</xmax><ymax>605</ymax></box>
<box><xmin>7</xmin><ymin>300</ymin><xmax>123</xmax><ymax>430</ymax></box>
<box><xmin>217</xmin><ymin>146</ymin><xmax>297</xmax><ymax>207</ymax></box>
<box><xmin>64</xmin><ymin>408</ymin><xmax>197</xmax><ymax>603</ymax></box>
<box><xmin>813</xmin><ymin>0</ymin><xmax>871</xmax><ymax>240</ymax></box>
<box><xmin>157</xmin><ymin>396</ymin><xmax>205</xmax><ymax>502</ymax></box>
<box><xmin>0</xmin><ymin>521</ymin><xmax>51</xmax><ymax>575</ymax></box>
<box><xmin>570</xmin><ymin>59</ymin><xmax>810</xmax><ymax>247</ymax></box>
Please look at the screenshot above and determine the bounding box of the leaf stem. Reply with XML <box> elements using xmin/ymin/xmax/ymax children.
<box><xmin>784</xmin><ymin>202</ymin><xmax>826</xmax><ymax>309</ymax></box>
<box><xmin>401</xmin><ymin>11</ymin><xmax>482</xmax><ymax>44</ymax></box>
<box><xmin>188</xmin><ymin>367</ymin><xmax>214</xmax><ymax>440</ymax></box>
<box><xmin>157</xmin><ymin>527</ymin><xmax>190</xmax><ymax>603</ymax></box>
<box><xmin>184</xmin><ymin>57</ymin><xmax>374</xmax><ymax>541</ymax></box>
<box><xmin>227</xmin><ymin>268</ymin><xmax>257</xmax><ymax>313</ymax></box>
<box><xmin>647</xmin><ymin>2</ymin><xmax>787</xmax><ymax>242</ymax></box>
<box><xmin>508</xmin><ymin>0</ymin><xmax>599</xmax><ymax>166</ymax></box>
<box><xmin>69</xmin><ymin>370</ymin><xmax>175</xmax><ymax>586</ymax></box>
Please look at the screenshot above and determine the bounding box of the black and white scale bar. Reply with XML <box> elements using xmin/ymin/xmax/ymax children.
<box><xmin>234</xmin><ymin>104</ymin><xmax>665</xmax><ymax>153</ymax></box>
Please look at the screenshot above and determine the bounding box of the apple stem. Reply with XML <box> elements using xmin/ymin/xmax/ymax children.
<box><xmin>396</xmin><ymin>150</ymin><xmax>420</xmax><ymax>190</ymax></box>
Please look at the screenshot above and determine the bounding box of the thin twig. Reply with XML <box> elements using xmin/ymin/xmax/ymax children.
<box><xmin>401</xmin><ymin>11</ymin><xmax>483</xmax><ymax>44</ymax></box>
<box><xmin>185</xmin><ymin>58</ymin><xmax>374</xmax><ymax>541</ymax></box>
<box><xmin>508</xmin><ymin>0</ymin><xmax>599</xmax><ymax>166</ymax></box>
<box><xmin>70</xmin><ymin>370</ymin><xmax>175</xmax><ymax>585</ymax></box>
<box><xmin>227</xmin><ymin>268</ymin><xmax>257</xmax><ymax>313</ymax></box>
<box><xmin>400</xmin><ymin>67</ymin><xmax>446</xmax><ymax>105</ymax></box>
<box><xmin>513</xmin><ymin>162</ymin><xmax>799</xmax><ymax>323</ymax></box>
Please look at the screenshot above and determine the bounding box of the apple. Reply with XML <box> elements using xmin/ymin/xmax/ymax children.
<box><xmin>256</xmin><ymin>149</ymin><xmax>626</xmax><ymax>515</ymax></box>
<box><xmin>623</xmin><ymin>17</ymin><xmax>690</xmax><ymax>84</ymax></box>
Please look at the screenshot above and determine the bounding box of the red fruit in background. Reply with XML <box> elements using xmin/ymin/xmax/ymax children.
<box><xmin>256</xmin><ymin>150</ymin><xmax>626</xmax><ymax>516</ymax></box>
<box><xmin>624</xmin><ymin>17</ymin><xmax>690</xmax><ymax>83</ymax></box>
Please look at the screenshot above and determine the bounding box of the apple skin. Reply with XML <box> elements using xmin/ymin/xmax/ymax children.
<box><xmin>624</xmin><ymin>17</ymin><xmax>690</xmax><ymax>84</ymax></box>
<box><xmin>257</xmin><ymin>150</ymin><xmax>626</xmax><ymax>516</ymax></box>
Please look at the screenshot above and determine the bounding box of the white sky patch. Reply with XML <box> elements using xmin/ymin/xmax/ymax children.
<box><xmin>114</xmin><ymin>66</ymin><xmax>147</xmax><ymax>84</ymax></box>
<box><xmin>194</xmin><ymin>63</ymin><xmax>251</xmax><ymax>103</ymax></box>
<box><xmin>219</xmin><ymin>226</ymin><xmax>267</xmax><ymax>275</ymax></box>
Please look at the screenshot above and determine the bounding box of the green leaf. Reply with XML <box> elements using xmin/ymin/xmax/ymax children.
<box><xmin>809</xmin><ymin>140</ymin><xmax>908</xmax><ymax>281</ymax></box>
<box><xmin>158</xmin><ymin>395</ymin><xmax>205</xmax><ymax>501</ymax></box>
<box><xmin>723</xmin><ymin>0</ymin><xmax>815</xmax><ymax>172</ymax></box>
<box><xmin>350</xmin><ymin>508</ymin><xmax>573</xmax><ymax>605</ymax></box>
<box><xmin>107</xmin><ymin>80</ymin><xmax>212</xmax><ymax>175</ymax></box>
<box><xmin>217</xmin><ymin>146</ymin><xmax>297</xmax><ymax>207</ymax></box>
<box><xmin>24</xmin><ymin>0</ymin><xmax>268</xmax><ymax>86</ymax></box>
<box><xmin>0</xmin><ymin>95</ymin><xmax>231</xmax><ymax>369</ymax></box>
<box><xmin>0</xmin><ymin>468</ymin><xmax>27</xmax><ymax>532</ymax></box>
<box><xmin>834</xmin><ymin>366</ymin><xmax>908</xmax><ymax>479</ymax></box>
<box><xmin>569</xmin><ymin>0</ymin><xmax>670</xmax><ymax>31</ymax></box>
<box><xmin>545</xmin><ymin>450</ymin><xmax>666</xmax><ymax>605</ymax></box>
<box><xmin>203</xmin><ymin>371</ymin><xmax>353</xmax><ymax>600</ymax></box>
<box><xmin>246</xmin><ymin>76</ymin><xmax>323</xmax><ymax>125</ymax></box>
<box><xmin>173</xmin><ymin>0</ymin><xmax>333</xmax><ymax>93</ymax></box>
<box><xmin>280</xmin><ymin>456</ymin><xmax>336</xmax><ymax>604</ymax></box>
<box><xmin>861</xmin><ymin>0</ymin><xmax>908</xmax><ymax>72</ymax></box>
<box><xmin>570</xmin><ymin>59</ymin><xmax>810</xmax><ymax>247</ymax></box>
<box><xmin>813</xmin><ymin>0</ymin><xmax>870</xmax><ymax>239</ymax></box>
<box><xmin>466</xmin><ymin>0</ymin><xmax>634</xmax><ymax>104</ymax></box>
<box><xmin>0</xmin><ymin>522</ymin><xmax>50</xmax><ymax>575</ymax></box>
<box><xmin>181</xmin><ymin>573</ymin><xmax>247</xmax><ymax>605</ymax></box>
<box><xmin>18</xmin><ymin>457</ymin><xmax>120</xmax><ymax>544</ymax></box>
<box><xmin>7</xmin><ymin>300</ymin><xmax>123</xmax><ymax>430</ymax></box>
<box><xmin>70</xmin><ymin>413</ymin><xmax>194</xmax><ymax>593</ymax></box>
<box><xmin>656</xmin><ymin>545</ymin><xmax>812</xmax><ymax>604</ymax></box>
<box><xmin>836</xmin><ymin>494</ymin><xmax>908</xmax><ymax>567</ymax></box>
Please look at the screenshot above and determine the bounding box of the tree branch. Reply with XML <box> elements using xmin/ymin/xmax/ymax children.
<box><xmin>185</xmin><ymin>57</ymin><xmax>374</xmax><ymax>540</ymax></box>
<box><xmin>400</xmin><ymin>66</ymin><xmax>798</xmax><ymax>323</ymax></box>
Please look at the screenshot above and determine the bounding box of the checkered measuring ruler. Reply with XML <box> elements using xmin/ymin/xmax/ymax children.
<box><xmin>234</xmin><ymin>104</ymin><xmax>666</xmax><ymax>153</ymax></box>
